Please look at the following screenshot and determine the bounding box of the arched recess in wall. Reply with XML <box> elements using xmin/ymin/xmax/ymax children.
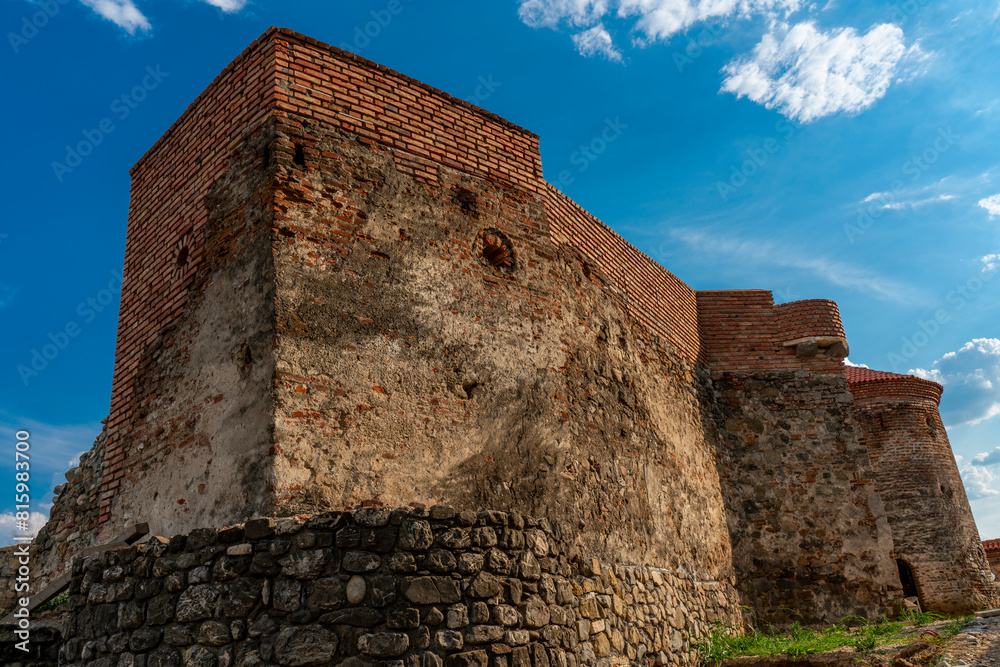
<box><xmin>896</xmin><ymin>558</ymin><xmax>922</xmax><ymax>606</ymax></box>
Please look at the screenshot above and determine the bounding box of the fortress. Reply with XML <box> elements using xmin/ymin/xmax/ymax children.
<box><xmin>7</xmin><ymin>27</ymin><xmax>998</xmax><ymax>667</ymax></box>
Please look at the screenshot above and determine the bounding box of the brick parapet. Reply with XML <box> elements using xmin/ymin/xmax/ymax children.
<box><xmin>542</xmin><ymin>183</ymin><xmax>701</xmax><ymax>363</ymax></box>
<box><xmin>697</xmin><ymin>291</ymin><xmax>848</xmax><ymax>372</ymax></box>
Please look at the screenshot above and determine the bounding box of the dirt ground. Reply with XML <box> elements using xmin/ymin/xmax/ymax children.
<box><xmin>934</xmin><ymin>615</ymin><xmax>1000</xmax><ymax>667</ymax></box>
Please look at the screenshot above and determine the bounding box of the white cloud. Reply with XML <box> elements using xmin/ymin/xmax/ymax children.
<box><xmin>860</xmin><ymin>192</ymin><xmax>956</xmax><ymax>211</ymax></box>
<box><xmin>616</xmin><ymin>0</ymin><xmax>804</xmax><ymax>44</ymax></box>
<box><xmin>910</xmin><ymin>339</ymin><xmax>1000</xmax><ymax>427</ymax></box>
<box><xmin>73</xmin><ymin>0</ymin><xmax>249</xmax><ymax>34</ymax></box>
<box><xmin>571</xmin><ymin>24</ymin><xmax>624</xmax><ymax>61</ymax></box>
<box><xmin>200</xmin><ymin>0</ymin><xmax>247</xmax><ymax>11</ymax></box>
<box><xmin>983</xmin><ymin>253</ymin><xmax>1000</xmax><ymax>274</ymax></box>
<box><xmin>720</xmin><ymin>22</ymin><xmax>909</xmax><ymax>123</ymax></box>
<box><xmin>673</xmin><ymin>228</ymin><xmax>926</xmax><ymax>304</ymax></box>
<box><xmin>519</xmin><ymin>0</ymin><xmax>610</xmax><ymax>27</ymax></box>
<box><xmin>957</xmin><ymin>455</ymin><xmax>1000</xmax><ymax>501</ymax></box>
<box><xmin>979</xmin><ymin>194</ymin><xmax>1000</xmax><ymax>217</ymax></box>
<box><xmin>0</xmin><ymin>512</ymin><xmax>49</xmax><ymax>546</ymax></box>
<box><xmin>79</xmin><ymin>0</ymin><xmax>151</xmax><ymax>33</ymax></box>
<box><xmin>519</xmin><ymin>0</ymin><xmax>806</xmax><ymax>52</ymax></box>
<box><xmin>973</xmin><ymin>446</ymin><xmax>1000</xmax><ymax>467</ymax></box>
<box><xmin>845</xmin><ymin>358</ymin><xmax>869</xmax><ymax>368</ymax></box>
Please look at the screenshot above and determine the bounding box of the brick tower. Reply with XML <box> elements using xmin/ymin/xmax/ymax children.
<box><xmin>848</xmin><ymin>367</ymin><xmax>1000</xmax><ymax>613</ymax></box>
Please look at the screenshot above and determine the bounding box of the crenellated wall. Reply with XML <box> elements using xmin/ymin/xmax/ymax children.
<box><xmin>848</xmin><ymin>367</ymin><xmax>1000</xmax><ymax>613</ymax></box>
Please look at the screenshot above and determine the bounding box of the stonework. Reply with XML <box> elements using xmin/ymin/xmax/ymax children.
<box><xmin>849</xmin><ymin>368</ymin><xmax>999</xmax><ymax>614</ymax></box>
<box><xmin>7</xmin><ymin>25</ymin><xmax>1000</xmax><ymax>667</ymax></box>
<box><xmin>985</xmin><ymin>540</ymin><xmax>1000</xmax><ymax>582</ymax></box>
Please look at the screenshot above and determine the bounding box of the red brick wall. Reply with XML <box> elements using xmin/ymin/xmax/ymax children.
<box><xmin>272</xmin><ymin>31</ymin><xmax>541</xmax><ymax>192</ymax></box>
<box><xmin>697</xmin><ymin>291</ymin><xmax>847</xmax><ymax>372</ymax></box>
<box><xmin>100</xmin><ymin>31</ymin><xmax>277</xmax><ymax>529</ymax></box>
<box><xmin>542</xmin><ymin>184</ymin><xmax>701</xmax><ymax>362</ymax></box>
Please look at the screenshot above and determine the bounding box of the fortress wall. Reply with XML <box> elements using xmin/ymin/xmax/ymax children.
<box><xmin>850</xmin><ymin>373</ymin><xmax>1000</xmax><ymax>613</ymax></box>
<box><xmin>266</xmin><ymin>103</ymin><xmax>736</xmax><ymax>574</ymax></box>
<box><xmin>542</xmin><ymin>185</ymin><xmax>702</xmax><ymax>365</ymax></box>
<box><xmin>710</xmin><ymin>370</ymin><xmax>902</xmax><ymax>624</ymax></box>
<box><xmin>57</xmin><ymin>508</ymin><xmax>741</xmax><ymax>667</ymax></box>
<box><xmin>103</xmin><ymin>50</ymin><xmax>284</xmax><ymax>542</ymax></box>
<box><xmin>697</xmin><ymin>291</ymin><xmax>847</xmax><ymax>373</ymax></box>
<box><xmin>273</xmin><ymin>31</ymin><xmax>542</xmax><ymax>193</ymax></box>
<box><xmin>985</xmin><ymin>540</ymin><xmax>1000</xmax><ymax>581</ymax></box>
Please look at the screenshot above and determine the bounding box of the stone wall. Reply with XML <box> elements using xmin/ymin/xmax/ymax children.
<box><xmin>267</xmin><ymin>105</ymin><xmax>736</xmax><ymax>574</ymax></box>
<box><xmin>850</xmin><ymin>369</ymin><xmax>1000</xmax><ymax>613</ymax></box>
<box><xmin>0</xmin><ymin>424</ymin><xmax>107</xmax><ymax>618</ymax></box>
<box><xmin>58</xmin><ymin>507</ymin><xmax>741</xmax><ymax>667</ymax></box>
<box><xmin>985</xmin><ymin>540</ymin><xmax>1000</xmax><ymax>583</ymax></box>
<box><xmin>710</xmin><ymin>370</ymin><xmax>902</xmax><ymax>625</ymax></box>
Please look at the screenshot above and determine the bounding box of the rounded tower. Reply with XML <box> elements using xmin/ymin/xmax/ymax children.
<box><xmin>847</xmin><ymin>366</ymin><xmax>1000</xmax><ymax>613</ymax></box>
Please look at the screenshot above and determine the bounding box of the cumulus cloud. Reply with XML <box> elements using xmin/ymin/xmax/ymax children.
<box><xmin>844</xmin><ymin>358</ymin><xmax>869</xmax><ymax>368</ymax></box>
<box><xmin>957</xmin><ymin>454</ymin><xmax>1000</xmax><ymax>501</ymax></box>
<box><xmin>519</xmin><ymin>0</ymin><xmax>610</xmax><ymax>28</ymax></box>
<box><xmin>571</xmin><ymin>24</ymin><xmax>624</xmax><ymax>61</ymax></box>
<box><xmin>520</xmin><ymin>0</ymin><xmax>803</xmax><ymax>42</ymax></box>
<box><xmin>983</xmin><ymin>253</ymin><xmax>1000</xmax><ymax>274</ymax></box>
<box><xmin>980</xmin><ymin>194</ymin><xmax>1000</xmax><ymax>217</ymax></box>
<box><xmin>73</xmin><ymin>0</ymin><xmax>247</xmax><ymax>33</ymax></box>
<box><xmin>910</xmin><ymin>338</ymin><xmax>1000</xmax><ymax>426</ymax></box>
<box><xmin>0</xmin><ymin>512</ymin><xmax>49</xmax><ymax>546</ymax></box>
<box><xmin>518</xmin><ymin>0</ymin><xmax>921</xmax><ymax>120</ymax></box>
<box><xmin>720</xmin><ymin>22</ymin><xmax>910</xmax><ymax>123</ymax></box>
<box><xmin>79</xmin><ymin>0</ymin><xmax>151</xmax><ymax>33</ymax></box>
<box><xmin>974</xmin><ymin>447</ymin><xmax>1000</xmax><ymax>467</ymax></box>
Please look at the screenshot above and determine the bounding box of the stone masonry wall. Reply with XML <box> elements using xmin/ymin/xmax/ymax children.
<box><xmin>710</xmin><ymin>370</ymin><xmax>902</xmax><ymax>625</ymax></box>
<box><xmin>267</xmin><ymin>105</ymin><xmax>735</xmax><ymax>573</ymax></box>
<box><xmin>0</xmin><ymin>424</ymin><xmax>107</xmax><ymax>618</ymax></box>
<box><xmin>985</xmin><ymin>540</ymin><xmax>1000</xmax><ymax>583</ymax></box>
<box><xmin>58</xmin><ymin>507</ymin><xmax>741</xmax><ymax>667</ymax></box>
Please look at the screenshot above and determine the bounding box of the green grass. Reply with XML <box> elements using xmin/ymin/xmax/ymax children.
<box><xmin>695</xmin><ymin>612</ymin><xmax>974</xmax><ymax>665</ymax></box>
<box><xmin>34</xmin><ymin>592</ymin><xmax>68</xmax><ymax>613</ymax></box>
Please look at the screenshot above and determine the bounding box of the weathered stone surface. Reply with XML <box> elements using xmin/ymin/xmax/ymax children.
<box><xmin>399</xmin><ymin>520</ymin><xmax>434</xmax><ymax>550</ymax></box>
<box><xmin>319</xmin><ymin>607</ymin><xmax>385</xmax><ymax>627</ymax></box>
<box><xmin>272</xmin><ymin>625</ymin><xmax>339</xmax><ymax>666</ymax></box>
<box><xmin>404</xmin><ymin>577</ymin><xmax>462</xmax><ymax>604</ymax></box>
<box><xmin>310</xmin><ymin>578</ymin><xmax>347</xmax><ymax>609</ymax></box>
<box><xmin>359</xmin><ymin>631</ymin><xmax>410</xmax><ymax>658</ymax></box>
<box><xmin>176</xmin><ymin>585</ymin><xmax>220</xmax><ymax>622</ymax></box>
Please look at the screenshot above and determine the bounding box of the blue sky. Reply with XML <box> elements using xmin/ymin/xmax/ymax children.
<box><xmin>1</xmin><ymin>0</ymin><xmax>998</xmax><ymax>544</ymax></box>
